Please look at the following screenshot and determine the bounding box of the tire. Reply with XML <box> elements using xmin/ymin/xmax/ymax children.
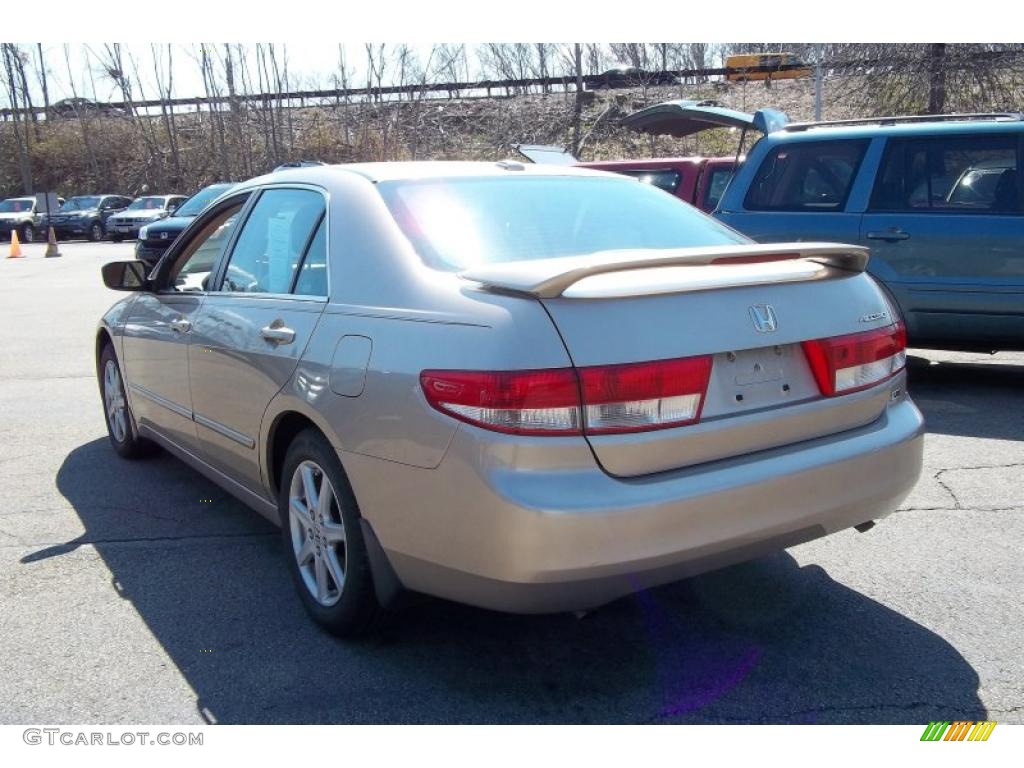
<box><xmin>88</xmin><ymin>221</ymin><xmax>103</xmax><ymax>242</ymax></box>
<box><xmin>110</xmin><ymin>234</ymin><xmax>123</xmax><ymax>243</ymax></box>
<box><xmin>20</xmin><ymin>224</ymin><xmax>35</xmax><ymax>243</ymax></box>
<box><xmin>279</xmin><ymin>428</ymin><xmax>380</xmax><ymax>637</ymax></box>
<box><xmin>99</xmin><ymin>343</ymin><xmax>155</xmax><ymax>459</ymax></box>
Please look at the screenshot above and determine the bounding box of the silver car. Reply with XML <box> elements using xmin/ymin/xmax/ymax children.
<box><xmin>96</xmin><ymin>162</ymin><xmax>924</xmax><ymax>636</ymax></box>
<box><xmin>106</xmin><ymin>195</ymin><xmax>187</xmax><ymax>242</ymax></box>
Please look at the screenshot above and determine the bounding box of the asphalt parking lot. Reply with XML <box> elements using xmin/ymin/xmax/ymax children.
<box><xmin>0</xmin><ymin>240</ymin><xmax>1021</xmax><ymax>725</ymax></box>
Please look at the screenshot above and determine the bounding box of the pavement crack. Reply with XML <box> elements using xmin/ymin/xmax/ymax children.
<box><xmin>933</xmin><ymin>469</ymin><xmax>963</xmax><ymax>509</ymax></box>
<box><xmin>933</xmin><ymin>462</ymin><xmax>1024</xmax><ymax>511</ymax></box>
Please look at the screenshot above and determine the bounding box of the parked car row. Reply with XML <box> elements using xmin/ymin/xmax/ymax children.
<box><xmin>0</xmin><ymin>191</ymin><xmax>195</xmax><ymax>243</ymax></box>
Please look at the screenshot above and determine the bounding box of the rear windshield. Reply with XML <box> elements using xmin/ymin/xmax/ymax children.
<box><xmin>378</xmin><ymin>176</ymin><xmax>748</xmax><ymax>271</ymax></box>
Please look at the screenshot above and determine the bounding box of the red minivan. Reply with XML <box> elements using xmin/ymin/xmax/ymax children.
<box><xmin>575</xmin><ymin>156</ymin><xmax>737</xmax><ymax>213</ymax></box>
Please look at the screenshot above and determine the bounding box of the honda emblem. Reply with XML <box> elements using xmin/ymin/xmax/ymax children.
<box><xmin>749</xmin><ymin>304</ymin><xmax>778</xmax><ymax>333</ymax></box>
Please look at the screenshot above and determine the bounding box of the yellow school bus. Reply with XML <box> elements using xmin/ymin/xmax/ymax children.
<box><xmin>725</xmin><ymin>52</ymin><xmax>811</xmax><ymax>82</ymax></box>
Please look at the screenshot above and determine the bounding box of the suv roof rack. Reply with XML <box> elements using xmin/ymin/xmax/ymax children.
<box><xmin>783</xmin><ymin>112</ymin><xmax>1024</xmax><ymax>132</ymax></box>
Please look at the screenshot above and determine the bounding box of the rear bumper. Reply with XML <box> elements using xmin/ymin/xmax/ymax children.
<box><xmin>349</xmin><ymin>396</ymin><xmax>925</xmax><ymax>613</ymax></box>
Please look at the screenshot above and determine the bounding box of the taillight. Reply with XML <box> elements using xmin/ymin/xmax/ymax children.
<box><xmin>419</xmin><ymin>369</ymin><xmax>582</xmax><ymax>436</ymax></box>
<box><xmin>801</xmin><ymin>322</ymin><xmax>907</xmax><ymax>397</ymax></box>
<box><xmin>421</xmin><ymin>355</ymin><xmax>713</xmax><ymax>436</ymax></box>
<box><xmin>578</xmin><ymin>356</ymin><xmax>712</xmax><ymax>433</ymax></box>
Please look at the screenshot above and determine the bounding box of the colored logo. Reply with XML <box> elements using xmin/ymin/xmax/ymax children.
<box><xmin>920</xmin><ymin>721</ymin><xmax>996</xmax><ymax>741</ymax></box>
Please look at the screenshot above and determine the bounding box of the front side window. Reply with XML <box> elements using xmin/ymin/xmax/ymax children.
<box><xmin>379</xmin><ymin>176</ymin><xmax>748</xmax><ymax>271</ymax></box>
<box><xmin>744</xmin><ymin>139</ymin><xmax>868</xmax><ymax>212</ymax></box>
<box><xmin>169</xmin><ymin>202</ymin><xmax>247</xmax><ymax>292</ymax></box>
<box><xmin>219</xmin><ymin>188</ymin><xmax>326</xmax><ymax>294</ymax></box>
<box><xmin>60</xmin><ymin>196</ymin><xmax>101</xmax><ymax>212</ymax></box>
<box><xmin>871</xmin><ymin>134</ymin><xmax>1020</xmax><ymax>213</ymax></box>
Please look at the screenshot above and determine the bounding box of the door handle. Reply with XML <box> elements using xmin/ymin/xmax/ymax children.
<box><xmin>170</xmin><ymin>318</ymin><xmax>192</xmax><ymax>334</ymax></box>
<box><xmin>260</xmin><ymin>323</ymin><xmax>295</xmax><ymax>345</ymax></box>
<box><xmin>866</xmin><ymin>228</ymin><xmax>910</xmax><ymax>242</ymax></box>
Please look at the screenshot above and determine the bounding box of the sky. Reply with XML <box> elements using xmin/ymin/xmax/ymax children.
<box><xmin>27</xmin><ymin>44</ymin><xmax>489</xmax><ymax>106</ymax></box>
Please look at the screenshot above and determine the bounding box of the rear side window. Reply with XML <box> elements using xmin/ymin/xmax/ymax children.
<box><xmin>745</xmin><ymin>139</ymin><xmax>868</xmax><ymax>212</ymax></box>
<box><xmin>871</xmin><ymin>134</ymin><xmax>1021</xmax><ymax>213</ymax></box>
<box><xmin>219</xmin><ymin>188</ymin><xmax>325</xmax><ymax>294</ymax></box>
<box><xmin>617</xmin><ymin>169</ymin><xmax>682</xmax><ymax>194</ymax></box>
<box><xmin>292</xmin><ymin>219</ymin><xmax>328</xmax><ymax>296</ymax></box>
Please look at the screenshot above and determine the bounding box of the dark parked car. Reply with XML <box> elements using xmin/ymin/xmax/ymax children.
<box><xmin>51</xmin><ymin>195</ymin><xmax>133</xmax><ymax>241</ymax></box>
<box><xmin>134</xmin><ymin>183</ymin><xmax>235</xmax><ymax>267</ymax></box>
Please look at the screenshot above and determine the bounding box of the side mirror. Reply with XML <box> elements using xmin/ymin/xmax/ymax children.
<box><xmin>102</xmin><ymin>260</ymin><xmax>150</xmax><ymax>292</ymax></box>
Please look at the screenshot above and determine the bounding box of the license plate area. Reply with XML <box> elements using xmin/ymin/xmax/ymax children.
<box><xmin>703</xmin><ymin>344</ymin><xmax>819</xmax><ymax>416</ymax></box>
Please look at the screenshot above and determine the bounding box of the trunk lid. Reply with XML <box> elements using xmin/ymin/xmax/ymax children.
<box><xmin>461</xmin><ymin>244</ymin><xmax>900</xmax><ymax>477</ymax></box>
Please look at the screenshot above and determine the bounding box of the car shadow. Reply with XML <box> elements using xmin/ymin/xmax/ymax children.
<box><xmin>46</xmin><ymin>438</ymin><xmax>985</xmax><ymax>724</ymax></box>
<box><xmin>906</xmin><ymin>354</ymin><xmax>1024</xmax><ymax>441</ymax></box>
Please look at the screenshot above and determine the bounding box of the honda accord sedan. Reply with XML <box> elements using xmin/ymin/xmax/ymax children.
<box><xmin>95</xmin><ymin>162</ymin><xmax>924</xmax><ymax>636</ymax></box>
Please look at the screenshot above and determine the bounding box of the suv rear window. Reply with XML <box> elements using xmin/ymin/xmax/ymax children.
<box><xmin>378</xmin><ymin>176</ymin><xmax>747</xmax><ymax>271</ymax></box>
<box><xmin>745</xmin><ymin>139</ymin><xmax>868</xmax><ymax>212</ymax></box>
<box><xmin>870</xmin><ymin>134</ymin><xmax>1021</xmax><ymax>213</ymax></box>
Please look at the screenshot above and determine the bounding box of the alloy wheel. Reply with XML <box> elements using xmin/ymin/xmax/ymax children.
<box><xmin>103</xmin><ymin>359</ymin><xmax>128</xmax><ymax>443</ymax></box>
<box><xmin>288</xmin><ymin>460</ymin><xmax>347</xmax><ymax>607</ymax></box>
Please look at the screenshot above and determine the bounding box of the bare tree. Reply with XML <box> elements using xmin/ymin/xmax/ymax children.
<box><xmin>62</xmin><ymin>44</ymin><xmax>100</xmax><ymax>184</ymax></box>
<box><xmin>35</xmin><ymin>44</ymin><xmax>51</xmax><ymax>121</ymax></box>
<box><xmin>1</xmin><ymin>44</ymin><xmax>33</xmax><ymax>193</ymax></box>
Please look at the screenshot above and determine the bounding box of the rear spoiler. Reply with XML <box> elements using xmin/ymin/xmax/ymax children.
<box><xmin>459</xmin><ymin>243</ymin><xmax>870</xmax><ymax>299</ymax></box>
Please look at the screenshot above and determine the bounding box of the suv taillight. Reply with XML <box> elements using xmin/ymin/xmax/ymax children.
<box><xmin>420</xmin><ymin>355</ymin><xmax>713</xmax><ymax>436</ymax></box>
<box><xmin>801</xmin><ymin>322</ymin><xmax>907</xmax><ymax>397</ymax></box>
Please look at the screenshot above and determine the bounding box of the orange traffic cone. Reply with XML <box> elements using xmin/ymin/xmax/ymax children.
<box><xmin>45</xmin><ymin>226</ymin><xmax>61</xmax><ymax>258</ymax></box>
<box><xmin>7</xmin><ymin>229</ymin><xmax>23</xmax><ymax>259</ymax></box>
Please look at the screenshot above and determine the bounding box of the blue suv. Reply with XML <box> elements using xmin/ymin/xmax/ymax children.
<box><xmin>714</xmin><ymin>114</ymin><xmax>1024</xmax><ymax>352</ymax></box>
